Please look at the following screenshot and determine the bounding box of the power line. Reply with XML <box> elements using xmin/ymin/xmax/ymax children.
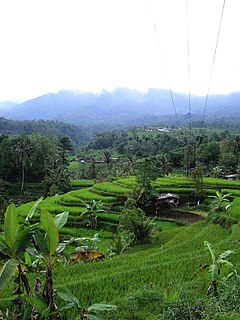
<box><xmin>202</xmin><ymin>0</ymin><xmax>226</xmax><ymax>124</ymax></box>
<box><xmin>148</xmin><ymin>0</ymin><xmax>180</xmax><ymax>127</ymax></box>
<box><xmin>185</xmin><ymin>0</ymin><xmax>192</xmax><ymax>132</ymax></box>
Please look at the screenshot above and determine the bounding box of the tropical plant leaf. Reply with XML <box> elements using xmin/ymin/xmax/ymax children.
<box><xmin>87</xmin><ymin>304</ymin><xmax>117</xmax><ymax>312</ymax></box>
<box><xmin>4</xmin><ymin>204</ymin><xmax>19</xmax><ymax>249</ymax></box>
<box><xmin>41</xmin><ymin>306</ymin><xmax>51</xmax><ymax>318</ymax></box>
<box><xmin>26</xmin><ymin>246</ymin><xmax>43</xmax><ymax>259</ymax></box>
<box><xmin>26</xmin><ymin>294</ymin><xmax>47</xmax><ymax>313</ymax></box>
<box><xmin>218</xmin><ymin>259</ymin><xmax>233</xmax><ymax>268</ymax></box>
<box><xmin>34</xmin><ymin>229</ymin><xmax>49</xmax><ymax>256</ymax></box>
<box><xmin>218</xmin><ymin>250</ymin><xmax>235</xmax><ymax>261</ymax></box>
<box><xmin>13</xmin><ymin>225</ymin><xmax>37</xmax><ymax>257</ymax></box>
<box><xmin>86</xmin><ymin>315</ymin><xmax>103</xmax><ymax>320</ymax></box>
<box><xmin>60</xmin><ymin>302</ymin><xmax>76</xmax><ymax>310</ymax></box>
<box><xmin>0</xmin><ymin>235</ymin><xmax>10</xmax><ymax>255</ymax></box>
<box><xmin>57</xmin><ymin>290</ymin><xmax>80</xmax><ymax>308</ymax></box>
<box><xmin>24</xmin><ymin>251</ymin><xmax>32</xmax><ymax>266</ymax></box>
<box><xmin>208</xmin><ymin>264</ymin><xmax>219</xmax><ymax>282</ymax></box>
<box><xmin>26</xmin><ymin>197</ymin><xmax>43</xmax><ymax>221</ymax></box>
<box><xmin>204</xmin><ymin>241</ymin><xmax>216</xmax><ymax>264</ymax></box>
<box><xmin>0</xmin><ymin>259</ymin><xmax>18</xmax><ymax>290</ymax></box>
<box><xmin>54</xmin><ymin>211</ymin><xmax>69</xmax><ymax>230</ymax></box>
<box><xmin>40</xmin><ymin>209</ymin><xmax>59</xmax><ymax>256</ymax></box>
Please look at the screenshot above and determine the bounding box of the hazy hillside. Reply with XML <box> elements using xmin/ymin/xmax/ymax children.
<box><xmin>0</xmin><ymin>117</ymin><xmax>88</xmax><ymax>146</ymax></box>
<box><xmin>0</xmin><ymin>101</ymin><xmax>18</xmax><ymax>110</ymax></box>
<box><xmin>0</xmin><ymin>88</ymin><xmax>239</xmax><ymax>127</ymax></box>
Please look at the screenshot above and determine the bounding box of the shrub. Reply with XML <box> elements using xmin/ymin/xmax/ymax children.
<box><xmin>118</xmin><ymin>199</ymin><xmax>158</xmax><ymax>244</ymax></box>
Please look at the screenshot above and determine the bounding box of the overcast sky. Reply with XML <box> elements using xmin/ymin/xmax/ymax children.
<box><xmin>0</xmin><ymin>0</ymin><xmax>239</xmax><ymax>102</ymax></box>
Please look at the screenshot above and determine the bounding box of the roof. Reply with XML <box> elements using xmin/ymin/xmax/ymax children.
<box><xmin>224</xmin><ymin>174</ymin><xmax>239</xmax><ymax>178</ymax></box>
<box><xmin>156</xmin><ymin>193</ymin><xmax>180</xmax><ymax>200</ymax></box>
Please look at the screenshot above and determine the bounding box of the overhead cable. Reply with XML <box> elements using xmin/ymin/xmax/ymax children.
<box><xmin>202</xmin><ymin>0</ymin><xmax>226</xmax><ymax>124</ymax></box>
<box><xmin>186</xmin><ymin>0</ymin><xmax>192</xmax><ymax>132</ymax></box>
<box><xmin>148</xmin><ymin>0</ymin><xmax>180</xmax><ymax>126</ymax></box>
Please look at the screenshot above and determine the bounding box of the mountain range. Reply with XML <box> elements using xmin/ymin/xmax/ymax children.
<box><xmin>0</xmin><ymin>88</ymin><xmax>239</xmax><ymax>128</ymax></box>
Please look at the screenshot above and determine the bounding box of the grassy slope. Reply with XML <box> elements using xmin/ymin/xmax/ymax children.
<box><xmin>50</xmin><ymin>221</ymin><xmax>240</xmax><ymax>319</ymax></box>
<box><xmin>4</xmin><ymin>176</ymin><xmax>240</xmax><ymax>319</ymax></box>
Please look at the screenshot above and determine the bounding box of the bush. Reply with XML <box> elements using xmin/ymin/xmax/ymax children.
<box><xmin>163</xmin><ymin>299</ymin><xmax>206</xmax><ymax>319</ymax></box>
<box><xmin>118</xmin><ymin>199</ymin><xmax>158</xmax><ymax>244</ymax></box>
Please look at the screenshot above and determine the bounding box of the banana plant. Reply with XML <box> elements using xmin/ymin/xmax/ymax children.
<box><xmin>208</xmin><ymin>191</ymin><xmax>232</xmax><ymax>213</ymax></box>
<box><xmin>204</xmin><ymin>241</ymin><xmax>235</xmax><ymax>295</ymax></box>
<box><xmin>26</xmin><ymin>209</ymin><xmax>69</xmax><ymax>317</ymax></box>
<box><xmin>81</xmin><ymin>200</ymin><xmax>106</xmax><ymax>229</ymax></box>
<box><xmin>0</xmin><ymin>197</ymin><xmax>43</xmax><ymax>291</ymax></box>
<box><xmin>108</xmin><ymin>234</ymin><xmax>130</xmax><ymax>257</ymax></box>
<box><xmin>57</xmin><ymin>290</ymin><xmax>117</xmax><ymax>320</ymax></box>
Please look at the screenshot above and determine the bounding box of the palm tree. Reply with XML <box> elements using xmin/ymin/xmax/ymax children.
<box><xmin>12</xmin><ymin>134</ymin><xmax>32</xmax><ymax>191</ymax></box>
<box><xmin>159</xmin><ymin>153</ymin><xmax>172</xmax><ymax>175</ymax></box>
<box><xmin>103</xmin><ymin>151</ymin><xmax>112</xmax><ymax>175</ymax></box>
<box><xmin>212</xmin><ymin>166</ymin><xmax>223</xmax><ymax>178</ymax></box>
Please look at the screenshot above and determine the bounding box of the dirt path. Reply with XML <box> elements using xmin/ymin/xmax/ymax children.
<box><xmin>157</xmin><ymin>208</ymin><xmax>207</xmax><ymax>225</ymax></box>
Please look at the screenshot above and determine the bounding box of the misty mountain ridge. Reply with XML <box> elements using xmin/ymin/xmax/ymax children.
<box><xmin>0</xmin><ymin>88</ymin><xmax>239</xmax><ymax>127</ymax></box>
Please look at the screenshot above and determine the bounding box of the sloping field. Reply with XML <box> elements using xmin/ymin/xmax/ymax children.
<box><xmin>17</xmin><ymin>176</ymin><xmax>240</xmax><ymax>233</ymax></box>
<box><xmin>2</xmin><ymin>176</ymin><xmax>240</xmax><ymax>319</ymax></box>
<box><xmin>16</xmin><ymin>221</ymin><xmax>238</xmax><ymax>319</ymax></box>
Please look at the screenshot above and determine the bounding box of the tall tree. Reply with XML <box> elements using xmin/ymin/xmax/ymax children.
<box><xmin>190</xmin><ymin>165</ymin><xmax>204</xmax><ymax>202</ymax></box>
<box><xmin>58</xmin><ymin>136</ymin><xmax>74</xmax><ymax>165</ymax></box>
<box><xmin>12</xmin><ymin>133</ymin><xmax>32</xmax><ymax>191</ymax></box>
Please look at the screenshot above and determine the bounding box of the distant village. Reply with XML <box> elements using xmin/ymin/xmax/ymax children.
<box><xmin>143</xmin><ymin>127</ymin><xmax>171</xmax><ymax>133</ymax></box>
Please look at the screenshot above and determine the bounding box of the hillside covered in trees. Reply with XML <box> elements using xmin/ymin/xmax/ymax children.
<box><xmin>0</xmin><ymin>89</ymin><xmax>240</xmax><ymax>129</ymax></box>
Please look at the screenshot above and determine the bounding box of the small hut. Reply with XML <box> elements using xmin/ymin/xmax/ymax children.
<box><xmin>155</xmin><ymin>193</ymin><xmax>180</xmax><ymax>208</ymax></box>
<box><xmin>224</xmin><ymin>174</ymin><xmax>239</xmax><ymax>181</ymax></box>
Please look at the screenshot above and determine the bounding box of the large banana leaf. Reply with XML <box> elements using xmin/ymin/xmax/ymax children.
<box><xmin>26</xmin><ymin>197</ymin><xmax>43</xmax><ymax>221</ymax></box>
<box><xmin>204</xmin><ymin>241</ymin><xmax>216</xmax><ymax>264</ymax></box>
<box><xmin>4</xmin><ymin>204</ymin><xmax>19</xmax><ymax>250</ymax></box>
<box><xmin>13</xmin><ymin>224</ymin><xmax>39</xmax><ymax>257</ymax></box>
<box><xmin>208</xmin><ymin>264</ymin><xmax>219</xmax><ymax>282</ymax></box>
<box><xmin>26</xmin><ymin>294</ymin><xmax>47</xmax><ymax>314</ymax></box>
<box><xmin>34</xmin><ymin>229</ymin><xmax>48</xmax><ymax>256</ymax></box>
<box><xmin>218</xmin><ymin>250</ymin><xmax>235</xmax><ymax>261</ymax></box>
<box><xmin>0</xmin><ymin>259</ymin><xmax>18</xmax><ymax>289</ymax></box>
<box><xmin>0</xmin><ymin>234</ymin><xmax>10</xmax><ymax>255</ymax></box>
<box><xmin>40</xmin><ymin>209</ymin><xmax>59</xmax><ymax>256</ymax></box>
<box><xmin>88</xmin><ymin>304</ymin><xmax>117</xmax><ymax>312</ymax></box>
<box><xmin>54</xmin><ymin>211</ymin><xmax>69</xmax><ymax>230</ymax></box>
<box><xmin>57</xmin><ymin>290</ymin><xmax>81</xmax><ymax>308</ymax></box>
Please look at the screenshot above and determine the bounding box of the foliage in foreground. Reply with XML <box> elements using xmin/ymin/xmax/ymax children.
<box><xmin>0</xmin><ymin>201</ymin><xmax>116</xmax><ymax>319</ymax></box>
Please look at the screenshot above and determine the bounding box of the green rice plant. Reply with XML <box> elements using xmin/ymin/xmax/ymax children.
<box><xmin>115</xmin><ymin>176</ymin><xmax>137</xmax><ymax>187</ymax></box>
<box><xmin>225</xmin><ymin>198</ymin><xmax>240</xmax><ymax>219</ymax></box>
<box><xmin>203</xmin><ymin>178</ymin><xmax>240</xmax><ymax>189</ymax></box>
<box><xmin>222</xmin><ymin>188</ymin><xmax>240</xmax><ymax>197</ymax></box>
<box><xmin>59</xmin><ymin>194</ymin><xmax>84</xmax><ymax>205</ymax></box>
<box><xmin>70</xmin><ymin>179</ymin><xmax>95</xmax><ymax>188</ymax></box>
<box><xmin>70</xmin><ymin>189</ymin><xmax>116</xmax><ymax>203</ymax></box>
<box><xmin>155</xmin><ymin>187</ymin><xmax>194</xmax><ymax>194</ymax></box>
<box><xmin>2</xmin><ymin>219</ymin><xmax>240</xmax><ymax>320</ymax></box>
<box><xmin>153</xmin><ymin>176</ymin><xmax>193</xmax><ymax>188</ymax></box>
<box><xmin>92</xmin><ymin>182</ymin><xmax>131</xmax><ymax>195</ymax></box>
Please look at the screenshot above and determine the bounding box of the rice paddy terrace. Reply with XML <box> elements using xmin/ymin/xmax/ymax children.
<box><xmin>1</xmin><ymin>176</ymin><xmax>240</xmax><ymax>319</ymax></box>
<box><xmin>17</xmin><ymin>176</ymin><xmax>240</xmax><ymax>230</ymax></box>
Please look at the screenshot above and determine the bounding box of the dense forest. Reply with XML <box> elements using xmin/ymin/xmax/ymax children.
<box><xmin>1</xmin><ymin>124</ymin><xmax>240</xmax><ymax>213</ymax></box>
<box><xmin>0</xmin><ymin>117</ymin><xmax>87</xmax><ymax>146</ymax></box>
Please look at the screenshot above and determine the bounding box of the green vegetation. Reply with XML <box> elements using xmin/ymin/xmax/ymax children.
<box><xmin>2</xmin><ymin>126</ymin><xmax>240</xmax><ymax>319</ymax></box>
